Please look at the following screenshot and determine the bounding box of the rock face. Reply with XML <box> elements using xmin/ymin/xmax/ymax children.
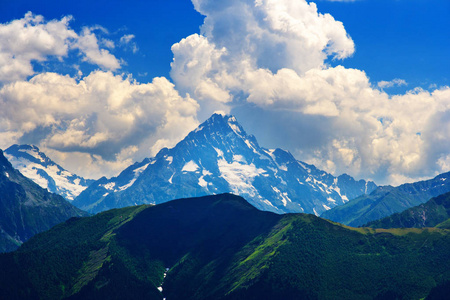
<box><xmin>74</xmin><ymin>113</ymin><xmax>376</xmax><ymax>214</ymax></box>
<box><xmin>4</xmin><ymin>144</ymin><xmax>94</xmax><ymax>201</ymax></box>
<box><xmin>0</xmin><ymin>149</ymin><xmax>87</xmax><ymax>252</ymax></box>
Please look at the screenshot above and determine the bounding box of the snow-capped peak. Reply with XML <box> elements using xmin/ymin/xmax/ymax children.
<box><xmin>4</xmin><ymin>144</ymin><xmax>94</xmax><ymax>200</ymax></box>
<box><xmin>74</xmin><ymin>113</ymin><xmax>376</xmax><ymax>215</ymax></box>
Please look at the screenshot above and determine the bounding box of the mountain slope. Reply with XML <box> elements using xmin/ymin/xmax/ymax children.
<box><xmin>4</xmin><ymin>144</ymin><xmax>94</xmax><ymax>200</ymax></box>
<box><xmin>321</xmin><ymin>172</ymin><xmax>450</xmax><ymax>227</ymax></box>
<box><xmin>0</xmin><ymin>149</ymin><xmax>88</xmax><ymax>252</ymax></box>
<box><xmin>365</xmin><ymin>191</ymin><xmax>450</xmax><ymax>228</ymax></box>
<box><xmin>74</xmin><ymin>113</ymin><xmax>376</xmax><ymax>214</ymax></box>
<box><xmin>1</xmin><ymin>194</ymin><xmax>449</xmax><ymax>300</ymax></box>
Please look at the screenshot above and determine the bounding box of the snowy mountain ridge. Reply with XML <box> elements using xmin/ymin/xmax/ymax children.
<box><xmin>74</xmin><ymin>113</ymin><xmax>377</xmax><ymax>214</ymax></box>
<box><xmin>4</xmin><ymin>144</ymin><xmax>94</xmax><ymax>200</ymax></box>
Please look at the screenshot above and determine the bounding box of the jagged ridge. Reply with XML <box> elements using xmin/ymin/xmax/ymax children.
<box><xmin>4</xmin><ymin>144</ymin><xmax>94</xmax><ymax>200</ymax></box>
<box><xmin>0</xmin><ymin>149</ymin><xmax>87</xmax><ymax>252</ymax></box>
<box><xmin>74</xmin><ymin>113</ymin><xmax>376</xmax><ymax>214</ymax></box>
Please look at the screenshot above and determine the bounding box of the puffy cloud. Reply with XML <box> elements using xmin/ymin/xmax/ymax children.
<box><xmin>74</xmin><ymin>27</ymin><xmax>120</xmax><ymax>70</ymax></box>
<box><xmin>169</xmin><ymin>0</ymin><xmax>450</xmax><ymax>185</ymax></box>
<box><xmin>0</xmin><ymin>12</ymin><xmax>121</xmax><ymax>84</ymax></box>
<box><xmin>377</xmin><ymin>78</ymin><xmax>407</xmax><ymax>89</ymax></box>
<box><xmin>192</xmin><ymin>0</ymin><xmax>354</xmax><ymax>74</ymax></box>
<box><xmin>0</xmin><ymin>71</ymin><xmax>199</xmax><ymax>178</ymax></box>
<box><xmin>120</xmin><ymin>34</ymin><xmax>138</xmax><ymax>53</ymax></box>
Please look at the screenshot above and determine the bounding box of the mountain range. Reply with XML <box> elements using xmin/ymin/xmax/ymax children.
<box><xmin>73</xmin><ymin>113</ymin><xmax>376</xmax><ymax>215</ymax></box>
<box><xmin>0</xmin><ymin>149</ymin><xmax>87</xmax><ymax>252</ymax></box>
<box><xmin>4</xmin><ymin>144</ymin><xmax>94</xmax><ymax>201</ymax></box>
<box><xmin>366</xmin><ymin>191</ymin><xmax>450</xmax><ymax>229</ymax></box>
<box><xmin>321</xmin><ymin>172</ymin><xmax>450</xmax><ymax>227</ymax></box>
<box><xmin>1</xmin><ymin>193</ymin><xmax>449</xmax><ymax>299</ymax></box>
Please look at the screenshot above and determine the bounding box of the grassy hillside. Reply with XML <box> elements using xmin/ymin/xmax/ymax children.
<box><xmin>366</xmin><ymin>192</ymin><xmax>450</xmax><ymax>228</ymax></box>
<box><xmin>0</xmin><ymin>194</ymin><xmax>449</xmax><ymax>299</ymax></box>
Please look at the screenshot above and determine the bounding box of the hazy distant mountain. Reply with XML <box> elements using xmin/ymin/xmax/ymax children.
<box><xmin>0</xmin><ymin>149</ymin><xmax>87</xmax><ymax>252</ymax></box>
<box><xmin>321</xmin><ymin>172</ymin><xmax>450</xmax><ymax>227</ymax></box>
<box><xmin>4</xmin><ymin>144</ymin><xmax>94</xmax><ymax>200</ymax></box>
<box><xmin>74</xmin><ymin>113</ymin><xmax>376</xmax><ymax>214</ymax></box>
<box><xmin>365</xmin><ymin>191</ymin><xmax>450</xmax><ymax>229</ymax></box>
<box><xmin>1</xmin><ymin>194</ymin><xmax>449</xmax><ymax>299</ymax></box>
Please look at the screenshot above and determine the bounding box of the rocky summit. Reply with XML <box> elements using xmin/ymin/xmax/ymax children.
<box><xmin>74</xmin><ymin>113</ymin><xmax>376</xmax><ymax>214</ymax></box>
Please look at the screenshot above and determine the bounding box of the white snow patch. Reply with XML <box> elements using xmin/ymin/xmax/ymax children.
<box><xmin>268</xmin><ymin>167</ymin><xmax>278</xmax><ymax>174</ymax></box>
<box><xmin>272</xmin><ymin>186</ymin><xmax>291</xmax><ymax>206</ymax></box>
<box><xmin>323</xmin><ymin>204</ymin><xmax>331</xmax><ymax>210</ymax></box>
<box><xmin>5</xmin><ymin>172</ymin><xmax>9</xmax><ymax>178</ymax></box>
<box><xmin>199</xmin><ymin>169</ymin><xmax>212</xmax><ymax>188</ymax></box>
<box><xmin>259</xmin><ymin>153</ymin><xmax>271</xmax><ymax>160</ymax></box>
<box><xmin>263</xmin><ymin>199</ymin><xmax>277</xmax><ymax>208</ymax></box>
<box><xmin>233</xmin><ymin>155</ymin><xmax>247</xmax><ymax>163</ymax></box>
<box><xmin>228</xmin><ymin>122</ymin><xmax>242</xmax><ymax>135</ymax></box>
<box><xmin>194</xmin><ymin>125</ymin><xmax>204</xmax><ymax>133</ymax></box>
<box><xmin>297</xmin><ymin>161</ymin><xmax>311</xmax><ymax>173</ymax></box>
<box><xmin>327</xmin><ymin>197</ymin><xmax>336</xmax><ymax>204</ymax></box>
<box><xmin>19</xmin><ymin>148</ymin><xmax>46</xmax><ymax>163</ymax></box>
<box><xmin>5</xmin><ymin>154</ymin><xmax>89</xmax><ymax>200</ymax></box>
<box><xmin>103</xmin><ymin>192</ymin><xmax>109</xmax><ymax>197</ymax></box>
<box><xmin>244</xmin><ymin>139</ymin><xmax>258</xmax><ymax>153</ymax></box>
<box><xmin>117</xmin><ymin>163</ymin><xmax>150</xmax><ymax>191</ymax></box>
<box><xmin>166</xmin><ymin>156</ymin><xmax>173</xmax><ymax>164</ymax></box>
<box><xmin>218</xmin><ymin>159</ymin><xmax>265</xmax><ymax>197</ymax></box>
<box><xmin>182</xmin><ymin>160</ymin><xmax>199</xmax><ymax>172</ymax></box>
<box><xmin>102</xmin><ymin>182</ymin><xmax>116</xmax><ymax>191</ymax></box>
<box><xmin>168</xmin><ymin>173</ymin><xmax>174</xmax><ymax>184</ymax></box>
<box><xmin>198</xmin><ymin>176</ymin><xmax>208</xmax><ymax>188</ymax></box>
<box><xmin>278</xmin><ymin>164</ymin><xmax>288</xmax><ymax>171</ymax></box>
<box><xmin>313</xmin><ymin>208</ymin><xmax>319</xmax><ymax>216</ymax></box>
<box><xmin>213</xmin><ymin>147</ymin><xmax>224</xmax><ymax>158</ymax></box>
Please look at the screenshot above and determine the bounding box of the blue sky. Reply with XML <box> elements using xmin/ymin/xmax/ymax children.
<box><xmin>2</xmin><ymin>0</ymin><xmax>448</xmax><ymax>89</ymax></box>
<box><xmin>0</xmin><ymin>0</ymin><xmax>449</xmax><ymax>185</ymax></box>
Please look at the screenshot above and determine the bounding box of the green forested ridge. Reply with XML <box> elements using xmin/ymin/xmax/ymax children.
<box><xmin>366</xmin><ymin>192</ymin><xmax>450</xmax><ymax>229</ymax></box>
<box><xmin>0</xmin><ymin>193</ymin><xmax>449</xmax><ymax>300</ymax></box>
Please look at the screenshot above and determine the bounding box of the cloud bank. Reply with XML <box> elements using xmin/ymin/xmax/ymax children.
<box><xmin>0</xmin><ymin>12</ymin><xmax>120</xmax><ymax>84</ymax></box>
<box><xmin>0</xmin><ymin>2</ymin><xmax>449</xmax><ymax>186</ymax></box>
<box><xmin>170</xmin><ymin>0</ymin><xmax>450</xmax><ymax>185</ymax></box>
<box><xmin>0</xmin><ymin>13</ymin><xmax>199</xmax><ymax>178</ymax></box>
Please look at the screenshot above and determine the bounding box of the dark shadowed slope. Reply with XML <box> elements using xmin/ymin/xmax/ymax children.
<box><xmin>0</xmin><ymin>149</ymin><xmax>87</xmax><ymax>252</ymax></box>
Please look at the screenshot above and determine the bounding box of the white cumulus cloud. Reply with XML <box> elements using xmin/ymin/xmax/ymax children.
<box><xmin>169</xmin><ymin>0</ymin><xmax>450</xmax><ymax>185</ymax></box>
<box><xmin>0</xmin><ymin>71</ymin><xmax>199</xmax><ymax>178</ymax></box>
<box><xmin>377</xmin><ymin>78</ymin><xmax>407</xmax><ymax>89</ymax></box>
<box><xmin>0</xmin><ymin>12</ymin><xmax>121</xmax><ymax>85</ymax></box>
